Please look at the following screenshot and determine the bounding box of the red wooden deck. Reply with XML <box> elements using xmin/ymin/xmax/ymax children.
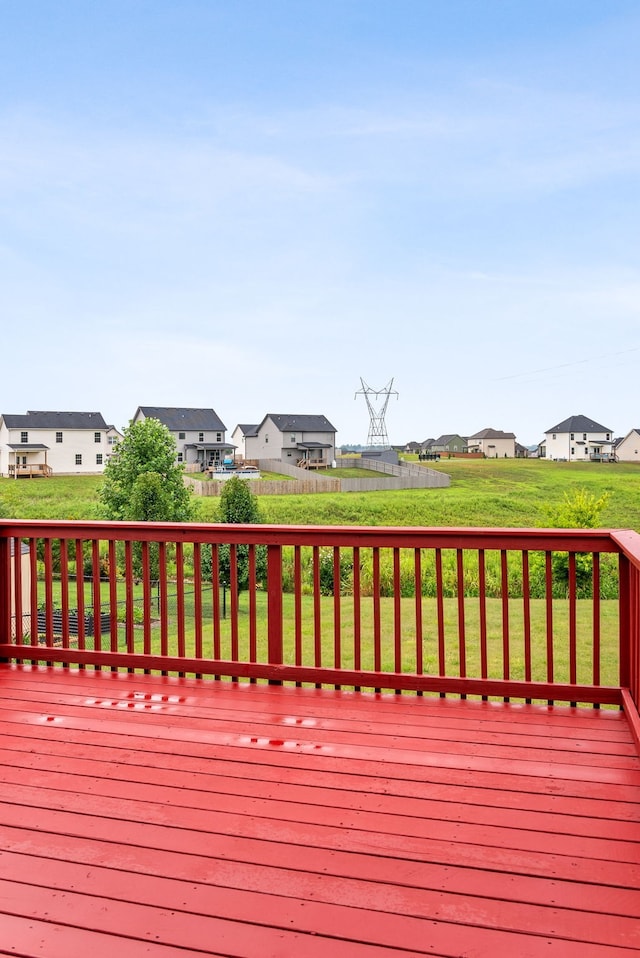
<box><xmin>0</xmin><ymin>664</ymin><xmax>638</xmax><ymax>957</ymax></box>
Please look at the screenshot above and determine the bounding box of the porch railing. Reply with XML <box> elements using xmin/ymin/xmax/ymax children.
<box><xmin>0</xmin><ymin>521</ymin><xmax>639</xmax><ymax>720</ymax></box>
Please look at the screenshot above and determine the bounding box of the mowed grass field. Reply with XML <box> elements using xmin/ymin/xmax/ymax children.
<box><xmin>1</xmin><ymin>457</ymin><xmax>640</xmax><ymax>529</ymax></box>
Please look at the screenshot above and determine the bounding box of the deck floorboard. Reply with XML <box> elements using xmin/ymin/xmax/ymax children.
<box><xmin>0</xmin><ymin>664</ymin><xmax>639</xmax><ymax>957</ymax></box>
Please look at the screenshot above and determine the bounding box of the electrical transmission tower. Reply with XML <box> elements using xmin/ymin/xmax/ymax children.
<box><xmin>354</xmin><ymin>377</ymin><xmax>399</xmax><ymax>448</ymax></box>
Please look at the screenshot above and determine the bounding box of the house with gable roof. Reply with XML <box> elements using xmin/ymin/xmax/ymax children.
<box><xmin>467</xmin><ymin>428</ymin><xmax>516</xmax><ymax>458</ymax></box>
<box><xmin>0</xmin><ymin>410</ymin><xmax>110</xmax><ymax>477</ymax></box>
<box><xmin>133</xmin><ymin>407</ymin><xmax>232</xmax><ymax>471</ymax></box>
<box><xmin>231</xmin><ymin>424</ymin><xmax>259</xmax><ymax>463</ymax></box>
<box><xmin>244</xmin><ymin>414</ymin><xmax>337</xmax><ymax>469</ymax></box>
<box><xmin>541</xmin><ymin>414</ymin><xmax>614</xmax><ymax>461</ymax></box>
<box><xmin>608</xmin><ymin>427</ymin><xmax>639</xmax><ymax>462</ymax></box>
<box><xmin>428</xmin><ymin>434</ymin><xmax>468</xmax><ymax>455</ymax></box>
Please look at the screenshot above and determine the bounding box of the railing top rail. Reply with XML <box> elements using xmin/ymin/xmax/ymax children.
<box><xmin>0</xmin><ymin>519</ymin><xmax>633</xmax><ymax>552</ymax></box>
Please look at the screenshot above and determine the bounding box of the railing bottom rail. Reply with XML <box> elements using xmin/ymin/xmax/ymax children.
<box><xmin>0</xmin><ymin>643</ymin><xmax>624</xmax><ymax>706</ymax></box>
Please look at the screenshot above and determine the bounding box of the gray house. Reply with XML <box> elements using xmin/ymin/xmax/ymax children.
<box><xmin>244</xmin><ymin>414</ymin><xmax>337</xmax><ymax>469</ymax></box>
<box><xmin>428</xmin><ymin>434</ymin><xmax>467</xmax><ymax>454</ymax></box>
<box><xmin>133</xmin><ymin>407</ymin><xmax>232</xmax><ymax>470</ymax></box>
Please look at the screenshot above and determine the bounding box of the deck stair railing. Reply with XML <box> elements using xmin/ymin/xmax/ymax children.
<box><xmin>0</xmin><ymin>520</ymin><xmax>639</xmax><ymax>724</ymax></box>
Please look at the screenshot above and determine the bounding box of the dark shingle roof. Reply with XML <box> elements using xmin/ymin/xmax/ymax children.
<box><xmin>236</xmin><ymin>423</ymin><xmax>259</xmax><ymax>437</ymax></box>
<box><xmin>467</xmin><ymin>428</ymin><xmax>516</xmax><ymax>440</ymax></box>
<box><xmin>264</xmin><ymin>413</ymin><xmax>337</xmax><ymax>433</ymax></box>
<box><xmin>136</xmin><ymin>407</ymin><xmax>227</xmax><ymax>432</ymax></box>
<box><xmin>2</xmin><ymin>410</ymin><xmax>108</xmax><ymax>429</ymax></box>
<box><xmin>545</xmin><ymin>414</ymin><xmax>612</xmax><ymax>434</ymax></box>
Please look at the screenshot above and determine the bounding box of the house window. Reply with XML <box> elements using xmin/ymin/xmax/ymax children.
<box><xmin>216</xmin><ymin>433</ymin><xmax>221</xmax><ymax>442</ymax></box>
<box><xmin>570</xmin><ymin>433</ymin><xmax>574</xmax><ymax>440</ymax></box>
<box><xmin>198</xmin><ymin>432</ymin><xmax>204</xmax><ymax>442</ymax></box>
<box><xmin>552</xmin><ymin>434</ymin><xmax>556</xmax><ymax>440</ymax></box>
<box><xmin>571</xmin><ymin>447</ymin><xmax>575</xmax><ymax>455</ymax></box>
<box><xmin>96</xmin><ymin>454</ymin><xmax>103</xmax><ymax>465</ymax></box>
<box><xmin>177</xmin><ymin>453</ymin><xmax>183</xmax><ymax>463</ymax></box>
<box><xmin>179</xmin><ymin>432</ymin><xmax>185</xmax><ymax>440</ymax></box>
<box><xmin>94</xmin><ymin>432</ymin><xmax>101</xmax><ymax>443</ymax></box>
<box><xmin>265</xmin><ymin>434</ymin><xmax>269</xmax><ymax>443</ymax></box>
<box><xmin>583</xmin><ymin>433</ymin><xmax>587</xmax><ymax>440</ymax></box>
<box><xmin>108</xmin><ymin>435</ymin><xmax>116</xmax><ymax>445</ymax></box>
<box><xmin>56</xmin><ymin>431</ymin><xmax>63</xmax><ymax>443</ymax></box>
<box><xmin>290</xmin><ymin>434</ymin><xmax>296</xmax><ymax>443</ymax></box>
<box><xmin>75</xmin><ymin>454</ymin><xmax>82</xmax><ymax>466</ymax></box>
<box><xmin>20</xmin><ymin>431</ymin><xmax>28</xmax><ymax>443</ymax></box>
<box><xmin>606</xmin><ymin>433</ymin><xmax>611</xmax><ymax>440</ymax></box>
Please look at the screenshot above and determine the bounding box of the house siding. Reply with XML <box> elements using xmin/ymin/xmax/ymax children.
<box><xmin>0</xmin><ymin>413</ymin><xmax>109</xmax><ymax>476</ymax></box>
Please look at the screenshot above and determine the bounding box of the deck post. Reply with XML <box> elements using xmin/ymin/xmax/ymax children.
<box><xmin>267</xmin><ymin>543</ymin><xmax>283</xmax><ymax>682</ymax></box>
<box><xmin>0</xmin><ymin>534</ymin><xmax>11</xmax><ymax>657</ymax></box>
<box><xmin>619</xmin><ymin>552</ymin><xmax>631</xmax><ymax>693</ymax></box>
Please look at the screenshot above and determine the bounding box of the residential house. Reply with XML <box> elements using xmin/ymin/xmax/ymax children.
<box><xmin>612</xmin><ymin>428</ymin><xmax>640</xmax><ymax>462</ymax></box>
<box><xmin>467</xmin><ymin>428</ymin><xmax>516</xmax><ymax>458</ymax></box>
<box><xmin>133</xmin><ymin>407</ymin><xmax>232</xmax><ymax>471</ymax></box>
<box><xmin>0</xmin><ymin>410</ymin><xmax>110</xmax><ymax>477</ymax></box>
<box><xmin>428</xmin><ymin>434</ymin><xmax>467</xmax><ymax>454</ymax></box>
<box><xmin>541</xmin><ymin>415</ymin><xmax>614</xmax><ymax>462</ymax></box>
<box><xmin>244</xmin><ymin>414</ymin><xmax>337</xmax><ymax>468</ymax></box>
<box><xmin>231</xmin><ymin>424</ymin><xmax>259</xmax><ymax>463</ymax></box>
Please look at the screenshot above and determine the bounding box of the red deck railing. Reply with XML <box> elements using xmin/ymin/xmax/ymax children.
<box><xmin>0</xmin><ymin>520</ymin><xmax>639</xmax><ymax>719</ymax></box>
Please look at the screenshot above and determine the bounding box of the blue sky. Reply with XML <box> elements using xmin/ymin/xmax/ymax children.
<box><xmin>1</xmin><ymin>1</ymin><xmax>639</xmax><ymax>445</ymax></box>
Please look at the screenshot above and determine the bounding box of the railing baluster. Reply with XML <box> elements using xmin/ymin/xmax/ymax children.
<box><xmin>313</xmin><ymin>545</ymin><xmax>322</xmax><ymax>671</ymax></box>
<box><xmin>522</xmin><ymin>551</ymin><xmax>532</xmax><ymax>699</ymax></box>
<box><xmin>60</xmin><ymin>540</ymin><xmax>70</xmax><ymax>655</ymax></box>
<box><xmin>248</xmin><ymin>545</ymin><xmax>257</xmax><ymax>668</ymax></box>
<box><xmin>333</xmin><ymin>546</ymin><xmax>342</xmax><ymax>682</ymax></box>
<box><xmin>545</xmin><ymin>550</ymin><xmax>554</xmax><ymax>700</ymax></box>
<box><xmin>75</xmin><ymin>538</ymin><xmax>86</xmax><ymax>665</ymax></box>
<box><xmin>478</xmin><ymin>549</ymin><xmax>488</xmax><ymax>683</ymax></box>
<box><xmin>568</xmin><ymin>552</ymin><xmax>577</xmax><ymax>704</ymax></box>
<box><xmin>141</xmin><ymin>541</ymin><xmax>152</xmax><ymax>668</ymax></box>
<box><xmin>592</xmin><ymin>551</ymin><xmax>600</xmax><ymax>706</ymax></box>
<box><xmin>294</xmin><ymin>546</ymin><xmax>302</xmax><ymax>670</ymax></box>
<box><xmin>176</xmin><ymin>542</ymin><xmax>185</xmax><ymax>671</ymax></box>
<box><xmin>353</xmin><ymin>546</ymin><xmax>361</xmax><ymax>687</ymax></box>
<box><xmin>373</xmin><ymin>548</ymin><xmax>381</xmax><ymax>677</ymax></box>
<box><xmin>108</xmin><ymin>540</ymin><xmax>118</xmax><ymax>662</ymax></box>
<box><xmin>414</xmin><ymin>548</ymin><xmax>423</xmax><ymax>679</ymax></box>
<box><xmin>456</xmin><ymin>550</ymin><xmax>466</xmax><ymax>688</ymax></box>
<box><xmin>124</xmin><ymin>540</ymin><xmax>135</xmax><ymax>664</ymax></box>
<box><xmin>393</xmin><ymin>548</ymin><xmax>402</xmax><ymax>679</ymax></box>
<box><xmin>91</xmin><ymin>539</ymin><xmax>102</xmax><ymax>662</ymax></box>
<box><xmin>193</xmin><ymin>543</ymin><xmax>203</xmax><ymax>662</ymax></box>
<box><xmin>501</xmin><ymin>550</ymin><xmax>510</xmax><ymax>690</ymax></box>
<box><xmin>435</xmin><ymin>548</ymin><xmax>445</xmax><ymax>682</ymax></box>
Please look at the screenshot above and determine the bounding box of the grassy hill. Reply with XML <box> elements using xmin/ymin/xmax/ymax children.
<box><xmin>1</xmin><ymin>458</ymin><xmax>639</xmax><ymax>530</ymax></box>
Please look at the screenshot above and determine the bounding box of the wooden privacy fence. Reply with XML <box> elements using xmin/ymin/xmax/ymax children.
<box><xmin>0</xmin><ymin>520</ymin><xmax>639</xmax><ymax>718</ymax></box>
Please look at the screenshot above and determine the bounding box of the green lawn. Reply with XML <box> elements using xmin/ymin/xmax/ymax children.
<box><xmin>2</xmin><ymin>458</ymin><xmax>640</xmax><ymax>529</ymax></box>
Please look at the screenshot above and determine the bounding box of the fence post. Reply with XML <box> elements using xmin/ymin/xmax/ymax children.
<box><xmin>267</xmin><ymin>543</ymin><xmax>283</xmax><ymax>681</ymax></box>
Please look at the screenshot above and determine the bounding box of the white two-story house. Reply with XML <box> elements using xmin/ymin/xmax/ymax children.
<box><xmin>244</xmin><ymin>414</ymin><xmax>337</xmax><ymax>468</ymax></box>
<box><xmin>541</xmin><ymin>414</ymin><xmax>614</xmax><ymax>461</ymax></box>
<box><xmin>0</xmin><ymin>410</ymin><xmax>111</xmax><ymax>477</ymax></box>
<box><xmin>133</xmin><ymin>407</ymin><xmax>232</xmax><ymax>471</ymax></box>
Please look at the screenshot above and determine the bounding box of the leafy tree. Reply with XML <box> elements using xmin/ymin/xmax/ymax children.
<box><xmin>218</xmin><ymin>475</ymin><xmax>262</xmax><ymax>525</ymax></box>
<box><xmin>99</xmin><ymin>418</ymin><xmax>193</xmax><ymax>523</ymax></box>
<box><xmin>99</xmin><ymin>418</ymin><xmax>194</xmax><ymax>578</ymax></box>
<box><xmin>203</xmin><ymin>476</ymin><xmax>266</xmax><ymax>592</ymax></box>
